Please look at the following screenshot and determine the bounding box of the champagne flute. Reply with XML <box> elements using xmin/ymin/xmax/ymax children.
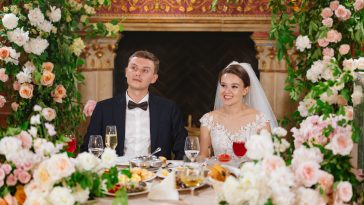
<box><xmin>105</xmin><ymin>125</ymin><xmax>118</xmax><ymax>150</ymax></box>
<box><xmin>88</xmin><ymin>135</ymin><xmax>104</xmax><ymax>157</ymax></box>
<box><xmin>184</xmin><ymin>136</ymin><xmax>200</xmax><ymax>162</ymax></box>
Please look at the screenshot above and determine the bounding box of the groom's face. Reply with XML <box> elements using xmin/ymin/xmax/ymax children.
<box><xmin>125</xmin><ymin>56</ymin><xmax>158</xmax><ymax>91</ymax></box>
<box><xmin>219</xmin><ymin>73</ymin><xmax>249</xmax><ymax>106</ymax></box>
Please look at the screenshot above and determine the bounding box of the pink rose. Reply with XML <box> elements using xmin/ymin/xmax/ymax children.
<box><xmin>318</xmin><ymin>170</ymin><xmax>334</xmax><ymax>193</ymax></box>
<box><xmin>325</xmin><ymin>133</ymin><xmax>353</xmax><ymax>155</ymax></box>
<box><xmin>344</xmin><ymin>107</ymin><xmax>353</xmax><ymax>121</ymax></box>
<box><xmin>1</xmin><ymin>164</ymin><xmax>12</xmax><ymax>175</ymax></box>
<box><xmin>0</xmin><ymin>95</ymin><xmax>6</xmax><ymax>108</ymax></box>
<box><xmin>336</xmin><ymin>181</ymin><xmax>352</xmax><ymax>202</ymax></box>
<box><xmin>323</xmin><ymin>47</ymin><xmax>334</xmax><ymax>57</ymax></box>
<box><xmin>339</xmin><ymin>44</ymin><xmax>350</xmax><ymax>55</ymax></box>
<box><xmin>17</xmin><ymin>170</ymin><xmax>31</xmax><ymax>184</ymax></box>
<box><xmin>42</xmin><ymin>107</ymin><xmax>56</xmax><ymax>121</ymax></box>
<box><xmin>354</xmin><ymin>0</ymin><xmax>364</xmax><ymax>11</ymax></box>
<box><xmin>343</xmin><ymin>58</ymin><xmax>355</xmax><ymax>71</ymax></box>
<box><xmin>0</xmin><ymin>68</ymin><xmax>9</xmax><ymax>82</ymax></box>
<box><xmin>318</xmin><ymin>38</ymin><xmax>329</xmax><ymax>47</ymax></box>
<box><xmin>0</xmin><ymin>47</ymin><xmax>10</xmax><ymax>59</ymax></box>
<box><xmin>22</xmin><ymin>162</ymin><xmax>33</xmax><ymax>171</ymax></box>
<box><xmin>335</xmin><ymin>5</ymin><xmax>347</xmax><ymax>19</ymax></box>
<box><xmin>323</xmin><ymin>55</ymin><xmax>332</xmax><ymax>63</ymax></box>
<box><xmin>40</xmin><ymin>70</ymin><xmax>55</xmax><ymax>87</ymax></box>
<box><xmin>83</xmin><ymin>100</ymin><xmax>97</xmax><ymax>117</ymax></box>
<box><xmin>262</xmin><ymin>155</ymin><xmax>285</xmax><ymax>173</ymax></box>
<box><xmin>327</xmin><ymin>30</ymin><xmax>342</xmax><ymax>43</ymax></box>
<box><xmin>295</xmin><ymin>161</ymin><xmax>320</xmax><ymax>187</ymax></box>
<box><xmin>11</xmin><ymin>102</ymin><xmax>19</xmax><ymax>111</ymax></box>
<box><xmin>342</xmin><ymin>9</ymin><xmax>351</xmax><ymax>21</ymax></box>
<box><xmin>12</xmin><ymin>81</ymin><xmax>20</xmax><ymax>91</ymax></box>
<box><xmin>17</xmin><ymin>131</ymin><xmax>32</xmax><ymax>149</ymax></box>
<box><xmin>6</xmin><ymin>174</ymin><xmax>17</xmax><ymax>186</ymax></box>
<box><xmin>0</xmin><ymin>169</ymin><xmax>5</xmax><ymax>180</ymax></box>
<box><xmin>321</xmin><ymin>8</ymin><xmax>333</xmax><ymax>18</ymax></box>
<box><xmin>330</xmin><ymin>1</ymin><xmax>340</xmax><ymax>10</ymax></box>
<box><xmin>322</xmin><ymin>18</ymin><xmax>333</xmax><ymax>27</ymax></box>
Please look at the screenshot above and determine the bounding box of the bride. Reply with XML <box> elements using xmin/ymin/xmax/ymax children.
<box><xmin>199</xmin><ymin>62</ymin><xmax>278</xmax><ymax>158</ymax></box>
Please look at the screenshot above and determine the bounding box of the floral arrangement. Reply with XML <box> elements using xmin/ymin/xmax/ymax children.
<box><xmin>0</xmin><ymin>0</ymin><xmax>121</xmax><ymax>136</ymax></box>
<box><xmin>218</xmin><ymin>128</ymin><xmax>361</xmax><ymax>205</ymax></box>
<box><xmin>0</xmin><ymin>0</ymin><xmax>124</xmax><ymax>204</ymax></box>
<box><xmin>265</xmin><ymin>0</ymin><xmax>364</xmax><ymax>204</ymax></box>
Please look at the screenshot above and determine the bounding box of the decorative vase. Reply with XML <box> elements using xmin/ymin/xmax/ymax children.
<box><xmin>354</xmin><ymin>72</ymin><xmax>364</xmax><ymax>169</ymax></box>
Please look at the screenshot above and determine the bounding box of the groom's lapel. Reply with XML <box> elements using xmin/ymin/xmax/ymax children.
<box><xmin>149</xmin><ymin>94</ymin><xmax>159</xmax><ymax>151</ymax></box>
<box><xmin>114</xmin><ymin>93</ymin><xmax>126</xmax><ymax>155</ymax></box>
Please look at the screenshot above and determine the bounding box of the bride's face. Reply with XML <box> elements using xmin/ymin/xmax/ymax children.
<box><xmin>219</xmin><ymin>73</ymin><xmax>249</xmax><ymax>106</ymax></box>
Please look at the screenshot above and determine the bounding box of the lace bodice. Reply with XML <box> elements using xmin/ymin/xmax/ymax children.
<box><xmin>200</xmin><ymin>112</ymin><xmax>269</xmax><ymax>157</ymax></box>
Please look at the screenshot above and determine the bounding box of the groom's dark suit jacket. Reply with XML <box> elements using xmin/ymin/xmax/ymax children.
<box><xmin>80</xmin><ymin>92</ymin><xmax>187</xmax><ymax>160</ymax></box>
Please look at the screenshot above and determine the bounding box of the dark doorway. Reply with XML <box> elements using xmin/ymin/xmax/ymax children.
<box><xmin>114</xmin><ymin>31</ymin><xmax>258</xmax><ymax>127</ymax></box>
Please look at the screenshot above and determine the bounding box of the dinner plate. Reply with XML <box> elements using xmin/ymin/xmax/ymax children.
<box><xmin>104</xmin><ymin>182</ymin><xmax>152</xmax><ymax>197</ymax></box>
<box><xmin>143</xmin><ymin>173</ymin><xmax>157</xmax><ymax>182</ymax></box>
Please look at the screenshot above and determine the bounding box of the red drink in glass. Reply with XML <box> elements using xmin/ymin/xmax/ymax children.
<box><xmin>232</xmin><ymin>141</ymin><xmax>247</xmax><ymax>158</ymax></box>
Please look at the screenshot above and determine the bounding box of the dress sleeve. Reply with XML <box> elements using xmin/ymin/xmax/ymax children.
<box><xmin>199</xmin><ymin>113</ymin><xmax>213</xmax><ymax>130</ymax></box>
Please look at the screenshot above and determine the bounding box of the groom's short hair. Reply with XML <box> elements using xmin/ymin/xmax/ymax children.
<box><xmin>128</xmin><ymin>50</ymin><xmax>160</xmax><ymax>73</ymax></box>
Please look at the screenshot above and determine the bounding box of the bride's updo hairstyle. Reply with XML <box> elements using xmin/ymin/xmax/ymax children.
<box><xmin>218</xmin><ymin>64</ymin><xmax>250</xmax><ymax>88</ymax></box>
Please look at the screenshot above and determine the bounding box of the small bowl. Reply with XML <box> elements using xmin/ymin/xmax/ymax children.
<box><xmin>129</xmin><ymin>155</ymin><xmax>162</xmax><ymax>169</ymax></box>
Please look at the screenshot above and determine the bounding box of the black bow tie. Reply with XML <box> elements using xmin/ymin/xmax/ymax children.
<box><xmin>128</xmin><ymin>100</ymin><xmax>148</xmax><ymax>111</ymax></box>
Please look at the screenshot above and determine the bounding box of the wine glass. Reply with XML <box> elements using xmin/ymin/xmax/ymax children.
<box><xmin>105</xmin><ymin>125</ymin><xmax>118</xmax><ymax>150</ymax></box>
<box><xmin>180</xmin><ymin>163</ymin><xmax>205</xmax><ymax>197</ymax></box>
<box><xmin>184</xmin><ymin>136</ymin><xmax>200</xmax><ymax>162</ymax></box>
<box><xmin>88</xmin><ymin>135</ymin><xmax>104</xmax><ymax>157</ymax></box>
<box><xmin>232</xmin><ymin>139</ymin><xmax>247</xmax><ymax>159</ymax></box>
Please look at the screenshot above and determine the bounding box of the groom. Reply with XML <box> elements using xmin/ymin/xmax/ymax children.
<box><xmin>80</xmin><ymin>50</ymin><xmax>187</xmax><ymax>159</ymax></box>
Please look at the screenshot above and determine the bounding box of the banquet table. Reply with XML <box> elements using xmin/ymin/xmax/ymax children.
<box><xmin>92</xmin><ymin>159</ymin><xmax>226</xmax><ymax>205</ymax></box>
<box><xmin>94</xmin><ymin>185</ymin><xmax>217</xmax><ymax>205</ymax></box>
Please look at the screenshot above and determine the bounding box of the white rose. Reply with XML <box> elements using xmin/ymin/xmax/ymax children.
<box><xmin>101</xmin><ymin>148</ymin><xmax>117</xmax><ymax>168</ymax></box>
<box><xmin>28</xmin><ymin>7</ymin><xmax>45</xmax><ymax>27</ymax></box>
<box><xmin>325</xmin><ymin>133</ymin><xmax>353</xmax><ymax>156</ymax></box>
<box><xmin>46</xmin><ymin>6</ymin><xmax>61</xmax><ymax>22</ymax></box>
<box><xmin>70</xmin><ymin>37</ymin><xmax>85</xmax><ymax>56</ymax></box>
<box><xmin>296</xmin><ymin>187</ymin><xmax>322</xmax><ymax>205</ymax></box>
<box><xmin>30</xmin><ymin>114</ymin><xmax>41</xmax><ymax>125</ymax></box>
<box><xmin>84</xmin><ymin>5</ymin><xmax>96</xmax><ymax>14</ymax></box>
<box><xmin>0</xmin><ymin>137</ymin><xmax>22</xmax><ymax>160</ymax></box>
<box><xmin>45</xmin><ymin>123</ymin><xmax>57</xmax><ymax>136</ymax></box>
<box><xmin>246</xmin><ymin>131</ymin><xmax>274</xmax><ymax>160</ymax></box>
<box><xmin>47</xmin><ymin>153</ymin><xmax>75</xmax><ymax>181</ymax></box>
<box><xmin>24</xmin><ymin>37</ymin><xmax>49</xmax><ymax>55</ymax></box>
<box><xmin>23</xmin><ymin>192</ymin><xmax>49</xmax><ymax>205</ymax></box>
<box><xmin>295</xmin><ymin>35</ymin><xmax>312</xmax><ymax>52</ymax></box>
<box><xmin>7</xmin><ymin>27</ymin><xmax>29</xmax><ymax>46</ymax></box>
<box><xmin>48</xmin><ymin>187</ymin><xmax>75</xmax><ymax>205</ymax></box>
<box><xmin>272</xmin><ymin>127</ymin><xmax>287</xmax><ymax>137</ymax></box>
<box><xmin>73</xmin><ymin>186</ymin><xmax>90</xmax><ymax>204</ymax></box>
<box><xmin>355</xmin><ymin>57</ymin><xmax>364</xmax><ymax>70</ymax></box>
<box><xmin>75</xmin><ymin>152</ymin><xmax>100</xmax><ymax>171</ymax></box>
<box><xmin>2</xmin><ymin>13</ymin><xmax>19</xmax><ymax>29</ymax></box>
<box><xmin>37</xmin><ymin>20</ymin><xmax>53</xmax><ymax>33</ymax></box>
<box><xmin>15</xmin><ymin>69</ymin><xmax>32</xmax><ymax>84</ymax></box>
<box><xmin>222</xmin><ymin>176</ymin><xmax>247</xmax><ymax>205</ymax></box>
<box><xmin>28</xmin><ymin>126</ymin><xmax>38</xmax><ymax>137</ymax></box>
<box><xmin>24</xmin><ymin>61</ymin><xmax>36</xmax><ymax>72</ymax></box>
<box><xmin>33</xmin><ymin>104</ymin><xmax>42</xmax><ymax>111</ymax></box>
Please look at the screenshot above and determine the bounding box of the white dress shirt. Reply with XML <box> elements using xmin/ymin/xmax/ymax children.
<box><xmin>124</xmin><ymin>92</ymin><xmax>151</xmax><ymax>157</ymax></box>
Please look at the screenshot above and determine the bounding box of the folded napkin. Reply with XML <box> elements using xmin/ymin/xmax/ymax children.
<box><xmin>148</xmin><ymin>171</ymin><xmax>179</xmax><ymax>201</ymax></box>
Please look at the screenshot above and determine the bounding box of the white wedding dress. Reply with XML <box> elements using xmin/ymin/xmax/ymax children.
<box><xmin>200</xmin><ymin>112</ymin><xmax>269</xmax><ymax>156</ymax></box>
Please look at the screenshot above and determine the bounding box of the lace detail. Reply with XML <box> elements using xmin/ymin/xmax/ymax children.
<box><xmin>199</xmin><ymin>112</ymin><xmax>269</xmax><ymax>156</ymax></box>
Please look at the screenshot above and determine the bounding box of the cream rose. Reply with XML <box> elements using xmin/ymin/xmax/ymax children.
<box><xmin>0</xmin><ymin>47</ymin><xmax>10</xmax><ymax>59</ymax></box>
<box><xmin>19</xmin><ymin>83</ymin><xmax>34</xmax><ymax>99</ymax></box>
<box><xmin>42</xmin><ymin>62</ymin><xmax>54</xmax><ymax>72</ymax></box>
<box><xmin>51</xmin><ymin>84</ymin><xmax>67</xmax><ymax>103</ymax></box>
<box><xmin>40</xmin><ymin>70</ymin><xmax>55</xmax><ymax>87</ymax></box>
<box><xmin>41</xmin><ymin>107</ymin><xmax>56</xmax><ymax>121</ymax></box>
